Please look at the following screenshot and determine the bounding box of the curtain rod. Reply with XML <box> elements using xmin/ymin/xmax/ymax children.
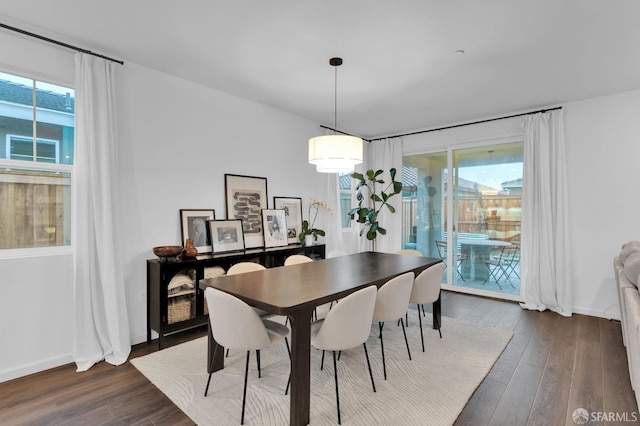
<box><xmin>0</xmin><ymin>22</ymin><xmax>124</xmax><ymax>65</ymax></box>
<box><xmin>367</xmin><ymin>106</ymin><xmax>563</xmax><ymax>142</ymax></box>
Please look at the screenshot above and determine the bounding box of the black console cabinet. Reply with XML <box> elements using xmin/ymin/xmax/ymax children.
<box><xmin>146</xmin><ymin>244</ymin><xmax>325</xmax><ymax>349</ymax></box>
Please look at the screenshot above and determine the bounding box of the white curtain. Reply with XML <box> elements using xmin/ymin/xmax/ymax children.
<box><xmin>73</xmin><ymin>53</ymin><xmax>131</xmax><ymax>371</ymax></box>
<box><xmin>356</xmin><ymin>137</ymin><xmax>403</xmax><ymax>253</ymax></box>
<box><xmin>325</xmin><ymin>172</ymin><xmax>344</xmax><ymax>254</ymax></box>
<box><xmin>520</xmin><ymin>110</ymin><xmax>572</xmax><ymax>316</ymax></box>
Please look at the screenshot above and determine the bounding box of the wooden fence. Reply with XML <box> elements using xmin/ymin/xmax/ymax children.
<box><xmin>0</xmin><ymin>170</ymin><xmax>70</xmax><ymax>249</ymax></box>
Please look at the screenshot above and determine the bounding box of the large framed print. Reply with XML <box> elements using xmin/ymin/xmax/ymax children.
<box><xmin>262</xmin><ymin>209</ymin><xmax>288</xmax><ymax>248</ymax></box>
<box><xmin>208</xmin><ymin>219</ymin><xmax>245</xmax><ymax>253</ymax></box>
<box><xmin>225</xmin><ymin>174</ymin><xmax>268</xmax><ymax>248</ymax></box>
<box><xmin>179</xmin><ymin>209</ymin><xmax>216</xmax><ymax>253</ymax></box>
<box><xmin>273</xmin><ymin>196</ymin><xmax>303</xmax><ymax>245</ymax></box>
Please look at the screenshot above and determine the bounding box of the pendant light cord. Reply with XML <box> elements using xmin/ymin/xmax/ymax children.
<box><xmin>334</xmin><ymin>64</ymin><xmax>338</xmax><ymax>129</ymax></box>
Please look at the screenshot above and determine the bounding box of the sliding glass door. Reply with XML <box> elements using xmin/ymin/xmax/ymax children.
<box><xmin>402</xmin><ymin>141</ymin><xmax>523</xmax><ymax>299</ymax></box>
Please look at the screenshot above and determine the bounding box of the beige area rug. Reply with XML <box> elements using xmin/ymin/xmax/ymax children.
<box><xmin>131</xmin><ymin>309</ymin><xmax>512</xmax><ymax>425</ymax></box>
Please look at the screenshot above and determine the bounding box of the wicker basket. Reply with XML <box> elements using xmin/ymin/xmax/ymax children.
<box><xmin>168</xmin><ymin>292</ymin><xmax>195</xmax><ymax>324</ymax></box>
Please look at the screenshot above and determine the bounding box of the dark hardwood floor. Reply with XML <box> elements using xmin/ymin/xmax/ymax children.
<box><xmin>1</xmin><ymin>291</ymin><xmax>637</xmax><ymax>425</ymax></box>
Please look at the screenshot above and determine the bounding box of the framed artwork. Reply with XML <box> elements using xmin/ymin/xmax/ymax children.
<box><xmin>225</xmin><ymin>174</ymin><xmax>268</xmax><ymax>248</ymax></box>
<box><xmin>273</xmin><ymin>196</ymin><xmax>303</xmax><ymax>245</ymax></box>
<box><xmin>262</xmin><ymin>209</ymin><xmax>288</xmax><ymax>248</ymax></box>
<box><xmin>180</xmin><ymin>209</ymin><xmax>216</xmax><ymax>253</ymax></box>
<box><xmin>208</xmin><ymin>219</ymin><xmax>245</xmax><ymax>253</ymax></box>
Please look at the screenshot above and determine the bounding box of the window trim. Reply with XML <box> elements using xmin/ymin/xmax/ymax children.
<box><xmin>7</xmin><ymin>134</ymin><xmax>60</xmax><ymax>163</ymax></box>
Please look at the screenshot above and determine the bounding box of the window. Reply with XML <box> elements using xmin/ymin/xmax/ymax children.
<box><xmin>0</xmin><ymin>71</ymin><xmax>74</xmax><ymax>250</ymax></box>
<box><xmin>403</xmin><ymin>142</ymin><xmax>524</xmax><ymax>299</ymax></box>
<box><xmin>338</xmin><ymin>172</ymin><xmax>352</xmax><ymax>228</ymax></box>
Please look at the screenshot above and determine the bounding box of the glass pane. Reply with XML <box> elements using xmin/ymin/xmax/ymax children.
<box><xmin>339</xmin><ymin>172</ymin><xmax>352</xmax><ymax>228</ymax></box>
<box><xmin>0</xmin><ymin>72</ymin><xmax>35</xmax><ymax>161</ymax></box>
<box><xmin>402</xmin><ymin>153</ymin><xmax>447</xmax><ymax>273</ymax></box>
<box><xmin>0</xmin><ymin>167</ymin><xmax>71</xmax><ymax>249</ymax></box>
<box><xmin>35</xmin><ymin>80</ymin><xmax>74</xmax><ymax>165</ymax></box>
<box><xmin>451</xmin><ymin>143</ymin><xmax>523</xmax><ymax>296</ymax></box>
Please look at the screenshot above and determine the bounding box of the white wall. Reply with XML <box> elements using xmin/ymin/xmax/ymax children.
<box><xmin>0</xmin><ymin>32</ymin><xmax>328</xmax><ymax>382</ymax></box>
<box><xmin>564</xmin><ymin>90</ymin><xmax>640</xmax><ymax>319</ymax></box>
<box><xmin>403</xmin><ymin>90</ymin><xmax>640</xmax><ymax>320</ymax></box>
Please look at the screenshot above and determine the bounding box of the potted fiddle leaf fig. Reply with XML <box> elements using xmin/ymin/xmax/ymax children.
<box><xmin>348</xmin><ymin>168</ymin><xmax>402</xmax><ymax>251</ymax></box>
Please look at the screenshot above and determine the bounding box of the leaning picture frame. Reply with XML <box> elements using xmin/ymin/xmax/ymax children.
<box><xmin>208</xmin><ymin>219</ymin><xmax>245</xmax><ymax>253</ymax></box>
<box><xmin>273</xmin><ymin>196</ymin><xmax>303</xmax><ymax>245</ymax></box>
<box><xmin>179</xmin><ymin>209</ymin><xmax>216</xmax><ymax>253</ymax></box>
<box><xmin>262</xmin><ymin>209</ymin><xmax>288</xmax><ymax>248</ymax></box>
<box><xmin>225</xmin><ymin>174</ymin><xmax>268</xmax><ymax>249</ymax></box>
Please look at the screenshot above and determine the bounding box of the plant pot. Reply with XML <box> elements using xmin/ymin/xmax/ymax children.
<box><xmin>304</xmin><ymin>235</ymin><xmax>314</xmax><ymax>246</ymax></box>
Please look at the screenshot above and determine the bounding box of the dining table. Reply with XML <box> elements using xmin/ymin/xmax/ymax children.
<box><xmin>199</xmin><ymin>251</ymin><xmax>442</xmax><ymax>426</ymax></box>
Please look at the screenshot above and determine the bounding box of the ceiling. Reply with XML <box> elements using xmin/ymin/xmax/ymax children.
<box><xmin>2</xmin><ymin>1</ymin><xmax>640</xmax><ymax>139</ymax></box>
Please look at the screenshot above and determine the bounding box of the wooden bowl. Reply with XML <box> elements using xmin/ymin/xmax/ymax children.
<box><xmin>153</xmin><ymin>245</ymin><xmax>183</xmax><ymax>262</ymax></box>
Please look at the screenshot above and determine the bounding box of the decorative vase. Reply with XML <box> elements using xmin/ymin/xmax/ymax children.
<box><xmin>304</xmin><ymin>234</ymin><xmax>314</xmax><ymax>246</ymax></box>
<box><xmin>181</xmin><ymin>238</ymin><xmax>198</xmax><ymax>260</ymax></box>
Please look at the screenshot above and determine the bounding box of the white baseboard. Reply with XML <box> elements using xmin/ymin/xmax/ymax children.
<box><xmin>572</xmin><ymin>305</ymin><xmax>621</xmax><ymax>321</ymax></box>
<box><xmin>0</xmin><ymin>353</ymin><xmax>73</xmax><ymax>384</ymax></box>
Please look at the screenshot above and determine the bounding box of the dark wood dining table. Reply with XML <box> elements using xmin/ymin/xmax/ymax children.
<box><xmin>199</xmin><ymin>251</ymin><xmax>442</xmax><ymax>426</ymax></box>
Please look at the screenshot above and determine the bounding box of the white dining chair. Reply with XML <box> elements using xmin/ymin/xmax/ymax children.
<box><xmin>226</xmin><ymin>262</ymin><xmax>270</xmax><ymax>318</ymax></box>
<box><xmin>372</xmin><ymin>272</ymin><xmax>415</xmax><ymax>380</ymax></box>
<box><xmin>284</xmin><ymin>254</ymin><xmax>314</xmax><ymax>265</ymax></box>
<box><xmin>283</xmin><ymin>254</ymin><xmax>318</xmax><ymax>322</ymax></box>
<box><xmin>225</xmin><ymin>262</ymin><xmax>271</xmax><ymax>362</ymax></box>
<box><xmin>227</xmin><ymin>261</ymin><xmax>266</xmax><ymax>275</ymax></box>
<box><xmin>410</xmin><ymin>262</ymin><xmax>446</xmax><ymax>352</ymax></box>
<box><xmin>204</xmin><ymin>288</ymin><xmax>290</xmax><ymax>425</ymax></box>
<box><xmin>308</xmin><ymin>285</ymin><xmax>377</xmax><ymax>425</ymax></box>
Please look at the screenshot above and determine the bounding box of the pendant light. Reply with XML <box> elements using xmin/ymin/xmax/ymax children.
<box><xmin>308</xmin><ymin>57</ymin><xmax>363</xmax><ymax>173</ymax></box>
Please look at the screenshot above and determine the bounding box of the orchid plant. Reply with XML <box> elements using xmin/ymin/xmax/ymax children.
<box><xmin>299</xmin><ymin>198</ymin><xmax>334</xmax><ymax>243</ymax></box>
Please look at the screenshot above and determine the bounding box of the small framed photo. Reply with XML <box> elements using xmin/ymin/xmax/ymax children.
<box><xmin>273</xmin><ymin>196</ymin><xmax>303</xmax><ymax>245</ymax></box>
<box><xmin>225</xmin><ymin>174</ymin><xmax>268</xmax><ymax>249</ymax></box>
<box><xmin>208</xmin><ymin>219</ymin><xmax>245</xmax><ymax>253</ymax></box>
<box><xmin>262</xmin><ymin>209</ymin><xmax>288</xmax><ymax>248</ymax></box>
<box><xmin>180</xmin><ymin>209</ymin><xmax>216</xmax><ymax>253</ymax></box>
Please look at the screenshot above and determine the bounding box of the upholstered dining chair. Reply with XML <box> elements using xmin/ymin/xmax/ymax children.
<box><xmin>227</xmin><ymin>261</ymin><xmax>266</xmax><ymax>275</ymax></box>
<box><xmin>226</xmin><ymin>262</ymin><xmax>269</xmax><ymax>319</ymax></box>
<box><xmin>309</xmin><ymin>285</ymin><xmax>377</xmax><ymax>425</ymax></box>
<box><xmin>284</xmin><ymin>254</ymin><xmax>314</xmax><ymax>265</ymax></box>
<box><xmin>283</xmin><ymin>254</ymin><xmax>318</xmax><ymax>322</ymax></box>
<box><xmin>204</xmin><ymin>288</ymin><xmax>290</xmax><ymax>425</ymax></box>
<box><xmin>410</xmin><ymin>262</ymin><xmax>446</xmax><ymax>352</ymax></box>
<box><xmin>372</xmin><ymin>272</ymin><xmax>415</xmax><ymax>380</ymax></box>
<box><xmin>225</xmin><ymin>262</ymin><xmax>271</xmax><ymax>361</ymax></box>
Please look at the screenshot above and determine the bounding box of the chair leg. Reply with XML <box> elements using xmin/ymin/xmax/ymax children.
<box><xmin>256</xmin><ymin>350</ymin><xmax>261</xmax><ymax>378</ymax></box>
<box><xmin>333</xmin><ymin>351</ymin><xmax>341</xmax><ymax>425</ymax></box>
<box><xmin>241</xmin><ymin>351</ymin><xmax>250</xmax><ymax>425</ymax></box>
<box><xmin>204</xmin><ymin>343</ymin><xmax>219</xmax><ymax>397</ymax></box>
<box><xmin>417</xmin><ymin>304</ymin><xmax>425</xmax><ymax>352</ymax></box>
<box><xmin>363</xmin><ymin>342</ymin><xmax>376</xmax><ymax>393</ymax></box>
<box><xmin>321</xmin><ymin>350</ymin><xmax>325</xmax><ymax>370</ymax></box>
<box><xmin>225</xmin><ymin>348</ymin><xmax>229</xmax><ymax>358</ymax></box>
<box><xmin>400</xmin><ymin>317</ymin><xmax>412</xmax><ymax>360</ymax></box>
<box><xmin>379</xmin><ymin>322</ymin><xmax>387</xmax><ymax>380</ymax></box>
